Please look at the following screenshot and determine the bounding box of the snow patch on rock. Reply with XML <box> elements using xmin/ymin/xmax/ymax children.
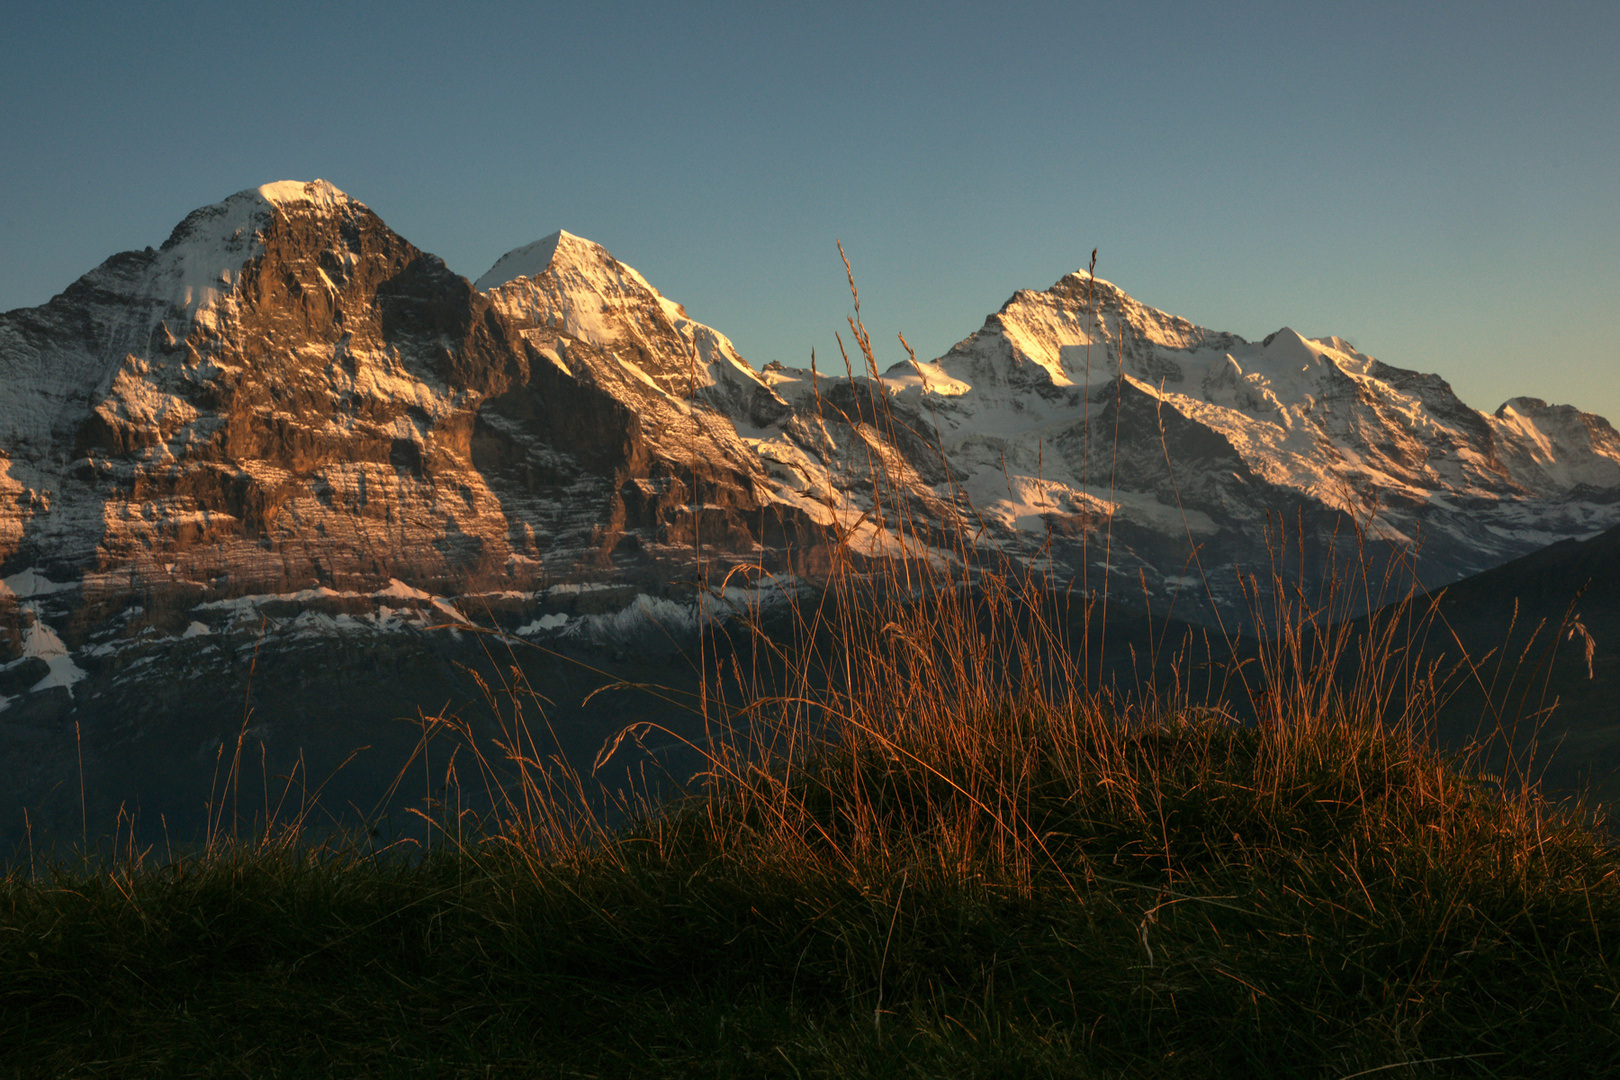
<box><xmin>0</xmin><ymin>569</ymin><xmax>76</xmax><ymax>599</ymax></box>
<box><xmin>21</xmin><ymin>611</ymin><xmax>86</xmax><ymax>694</ymax></box>
<box><xmin>515</xmin><ymin>612</ymin><xmax>569</xmax><ymax>636</ymax></box>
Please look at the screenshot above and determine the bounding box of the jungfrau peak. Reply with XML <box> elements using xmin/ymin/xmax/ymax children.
<box><xmin>856</xmin><ymin>273</ymin><xmax>1620</xmax><ymax>613</ymax></box>
<box><xmin>0</xmin><ymin>179</ymin><xmax>1617</xmax><ymax>724</ymax></box>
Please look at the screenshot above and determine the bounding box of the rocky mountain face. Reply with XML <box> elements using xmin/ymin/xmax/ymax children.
<box><xmin>0</xmin><ymin>180</ymin><xmax>1617</xmax><ymax>850</ymax></box>
<box><xmin>0</xmin><ymin>183</ymin><xmax>812</xmax><ymax>610</ymax></box>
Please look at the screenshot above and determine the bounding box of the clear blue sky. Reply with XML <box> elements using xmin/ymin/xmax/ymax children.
<box><xmin>3</xmin><ymin>1</ymin><xmax>1616</xmax><ymax>422</ymax></box>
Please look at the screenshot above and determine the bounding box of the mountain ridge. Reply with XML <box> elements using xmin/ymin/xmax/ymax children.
<box><xmin>0</xmin><ymin>178</ymin><xmax>1617</xmax><ymax>855</ymax></box>
<box><xmin>0</xmin><ymin>179</ymin><xmax>1616</xmax><ymax>706</ymax></box>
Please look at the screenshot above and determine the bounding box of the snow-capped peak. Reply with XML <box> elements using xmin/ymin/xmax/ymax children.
<box><xmin>475</xmin><ymin>230</ymin><xmax>599</xmax><ymax>292</ymax></box>
<box><xmin>254</xmin><ymin>178</ymin><xmax>355</xmax><ymax>210</ymax></box>
<box><xmin>162</xmin><ymin>180</ymin><xmax>358</xmax><ymax>250</ymax></box>
<box><xmin>1489</xmin><ymin>396</ymin><xmax>1620</xmax><ymax>490</ymax></box>
<box><xmin>136</xmin><ymin>180</ymin><xmax>364</xmax><ymax>321</ymax></box>
<box><xmin>1258</xmin><ymin>326</ymin><xmax>1314</xmax><ymax>360</ymax></box>
<box><xmin>475</xmin><ymin>230</ymin><xmax>785</xmax><ymax>421</ymax></box>
<box><xmin>475</xmin><ymin>230</ymin><xmax>672</xmax><ymax>349</ymax></box>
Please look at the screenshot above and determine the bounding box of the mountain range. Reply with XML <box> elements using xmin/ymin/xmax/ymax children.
<box><xmin>1</xmin><ymin>180</ymin><xmax>1616</xmax><ymax>849</ymax></box>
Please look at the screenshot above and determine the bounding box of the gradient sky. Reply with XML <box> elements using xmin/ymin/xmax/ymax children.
<box><xmin>3</xmin><ymin>1</ymin><xmax>1616</xmax><ymax>422</ymax></box>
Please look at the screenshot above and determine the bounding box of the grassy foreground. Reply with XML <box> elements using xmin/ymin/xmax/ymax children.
<box><xmin>3</xmin><ymin>659</ymin><xmax>1618</xmax><ymax>1077</ymax></box>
